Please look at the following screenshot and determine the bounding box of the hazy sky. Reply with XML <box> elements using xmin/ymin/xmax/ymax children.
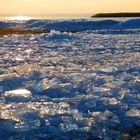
<box><xmin>0</xmin><ymin>0</ymin><xmax>140</xmax><ymax>16</ymax></box>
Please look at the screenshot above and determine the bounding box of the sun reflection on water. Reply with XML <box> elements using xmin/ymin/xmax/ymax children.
<box><xmin>2</xmin><ymin>16</ymin><xmax>32</xmax><ymax>21</ymax></box>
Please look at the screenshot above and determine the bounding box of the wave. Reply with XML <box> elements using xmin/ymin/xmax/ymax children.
<box><xmin>1</xmin><ymin>18</ymin><xmax>140</xmax><ymax>33</ymax></box>
<box><xmin>22</xmin><ymin>18</ymin><xmax>140</xmax><ymax>31</ymax></box>
<box><xmin>118</xmin><ymin>18</ymin><xmax>140</xmax><ymax>29</ymax></box>
<box><xmin>0</xmin><ymin>21</ymin><xmax>17</xmax><ymax>28</ymax></box>
<box><xmin>23</xmin><ymin>19</ymin><xmax>120</xmax><ymax>31</ymax></box>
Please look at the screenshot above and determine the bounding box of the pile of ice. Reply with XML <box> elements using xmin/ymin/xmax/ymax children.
<box><xmin>0</xmin><ymin>17</ymin><xmax>140</xmax><ymax>139</ymax></box>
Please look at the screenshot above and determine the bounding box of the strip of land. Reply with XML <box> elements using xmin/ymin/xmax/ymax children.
<box><xmin>92</xmin><ymin>13</ymin><xmax>140</xmax><ymax>18</ymax></box>
<box><xmin>0</xmin><ymin>28</ymin><xmax>77</xmax><ymax>35</ymax></box>
<box><xmin>0</xmin><ymin>28</ymin><xmax>48</xmax><ymax>35</ymax></box>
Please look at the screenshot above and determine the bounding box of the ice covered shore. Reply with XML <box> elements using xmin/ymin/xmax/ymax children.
<box><xmin>0</xmin><ymin>18</ymin><xmax>140</xmax><ymax>139</ymax></box>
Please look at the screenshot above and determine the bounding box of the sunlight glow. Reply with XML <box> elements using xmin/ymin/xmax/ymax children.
<box><xmin>9</xmin><ymin>16</ymin><xmax>32</xmax><ymax>20</ymax></box>
<box><xmin>0</xmin><ymin>0</ymin><xmax>140</xmax><ymax>16</ymax></box>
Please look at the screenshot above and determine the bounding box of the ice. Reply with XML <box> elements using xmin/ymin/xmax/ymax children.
<box><xmin>86</xmin><ymin>100</ymin><xmax>97</xmax><ymax>108</ymax></box>
<box><xmin>98</xmin><ymin>110</ymin><xmax>113</xmax><ymax>121</ymax></box>
<box><xmin>3</xmin><ymin>89</ymin><xmax>32</xmax><ymax>97</ymax></box>
<box><xmin>12</xmin><ymin>119</ymin><xmax>41</xmax><ymax>131</ymax></box>
<box><xmin>59</xmin><ymin>122</ymin><xmax>78</xmax><ymax>132</ymax></box>
<box><xmin>0</xmin><ymin>86</ymin><xmax>4</xmax><ymax>93</ymax></box>
<box><xmin>103</xmin><ymin>98</ymin><xmax>120</xmax><ymax>105</ymax></box>
<box><xmin>99</xmin><ymin>66</ymin><xmax>118</xmax><ymax>73</ymax></box>
<box><xmin>134</xmin><ymin>78</ymin><xmax>140</xmax><ymax>83</ymax></box>
<box><xmin>126</xmin><ymin>108</ymin><xmax>140</xmax><ymax>117</ymax></box>
<box><xmin>0</xmin><ymin>17</ymin><xmax>140</xmax><ymax>139</ymax></box>
<box><xmin>71</xmin><ymin>109</ymin><xmax>84</xmax><ymax>121</ymax></box>
<box><xmin>0</xmin><ymin>97</ymin><xmax>5</xmax><ymax>105</ymax></box>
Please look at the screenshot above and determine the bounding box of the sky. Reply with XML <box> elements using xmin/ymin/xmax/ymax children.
<box><xmin>0</xmin><ymin>0</ymin><xmax>140</xmax><ymax>16</ymax></box>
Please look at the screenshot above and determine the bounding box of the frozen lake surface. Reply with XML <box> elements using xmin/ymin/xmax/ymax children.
<box><xmin>0</xmin><ymin>18</ymin><xmax>140</xmax><ymax>139</ymax></box>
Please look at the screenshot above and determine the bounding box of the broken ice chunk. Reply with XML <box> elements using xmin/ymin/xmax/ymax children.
<box><xmin>59</xmin><ymin>122</ymin><xmax>78</xmax><ymax>132</ymax></box>
<box><xmin>99</xmin><ymin>66</ymin><xmax>118</xmax><ymax>73</ymax></box>
<box><xmin>3</xmin><ymin>89</ymin><xmax>32</xmax><ymax>97</ymax></box>
<box><xmin>86</xmin><ymin>100</ymin><xmax>97</xmax><ymax>108</ymax></box>
<box><xmin>103</xmin><ymin>97</ymin><xmax>120</xmax><ymax>105</ymax></box>
<box><xmin>0</xmin><ymin>86</ymin><xmax>4</xmax><ymax>93</ymax></box>
<box><xmin>126</xmin><ymin>108</ymin><xmax>140</xmax><ymax>117</ymax></box>
<box><xmin>134</xmin><ymin>79</ymin><xmax>140</xmax><ymax>83</ymax></box>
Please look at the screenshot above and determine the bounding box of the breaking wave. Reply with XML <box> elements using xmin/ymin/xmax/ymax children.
<box><xmin>0</xmin><ymin>21</ymin><xmax>17</xmax><ymax>28</ymax></box>
<box><xmin>1</xmin><ymin>18</ymin><xmax>140</xmax><ymax>32</ymax></box>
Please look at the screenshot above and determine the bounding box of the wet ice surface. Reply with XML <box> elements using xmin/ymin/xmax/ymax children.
<box><xmin>0</xmin><ymin>20</ymin><xmax>140</xmax><ymax>140</ymax></box>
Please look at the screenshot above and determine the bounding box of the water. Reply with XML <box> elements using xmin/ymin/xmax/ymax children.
<box><xmin>0</xmin><ymin>14</ymin><xmax>91</xmax><ymax>20</ymax></box>
<box><xmin>0</xmin><ymin>16</ymin><xmax>140</xmax><ymax>139</ymax></box>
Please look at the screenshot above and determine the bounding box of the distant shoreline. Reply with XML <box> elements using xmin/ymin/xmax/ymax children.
<box><xmin>0</xmin><ymin>28</ymin><xmax>78</xmax><ymax>35</ymax></box>
<box><xmin>92</xmin><ymin>13</ymin><xmax>140</xmax><ymax>18</ymax></box>
<box><xmin>0</xmin><ymin>28</ymin><xmax>48</xmax><ymax>35</ymax></box>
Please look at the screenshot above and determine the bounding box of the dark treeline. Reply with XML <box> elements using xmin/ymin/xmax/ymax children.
<box><xmin>92</xmin><ymin>13</ymin><xmax>140</xmax><ymax>18</ymax></box>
